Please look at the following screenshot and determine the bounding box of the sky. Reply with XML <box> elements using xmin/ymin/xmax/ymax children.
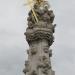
<box><xmin>0</xmin><ymin>0</ymin><xmax>75</xmax><ymax>75</ymax></box>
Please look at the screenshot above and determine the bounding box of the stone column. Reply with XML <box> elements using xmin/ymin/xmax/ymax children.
<box><xmin>23</xmin><ymin>2</ymin><xmax>56</xmax><ymax>75</ymax></box>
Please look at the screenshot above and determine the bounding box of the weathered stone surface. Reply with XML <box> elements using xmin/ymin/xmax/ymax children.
<box><xmin>30</xmin><ymin>47</ymin><xmax>37</xmax><ymax>55</ymax></box>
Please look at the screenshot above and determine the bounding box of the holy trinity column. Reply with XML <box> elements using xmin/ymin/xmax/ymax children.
<box><xmin>23</xmin><ymin>0</ymin><xmax>56</xmax><ymax>75</ymax></box>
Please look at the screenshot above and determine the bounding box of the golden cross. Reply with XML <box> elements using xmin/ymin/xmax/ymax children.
<box><xmin>25</xmin><ymin>0</ymin><xmax>39</xmax><ymax>23</ymax></box>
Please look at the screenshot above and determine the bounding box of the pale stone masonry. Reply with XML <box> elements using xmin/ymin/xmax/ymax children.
<box><xmin>23</xmin><ymin>1</ymin><xmax>56</xmax><ymax>75</ymax></box>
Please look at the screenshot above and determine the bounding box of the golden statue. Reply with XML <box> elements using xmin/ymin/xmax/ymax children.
<box><xmin>25</xmin><ymin>0</ymin><xmax>49</xmax><ymax>23</ymax></box>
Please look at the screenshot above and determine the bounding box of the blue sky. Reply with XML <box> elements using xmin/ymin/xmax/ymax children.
<box><xmin>0</xmin><ymin>0</ymin><xmax>75</xmax><ymax>75</ymax></box>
